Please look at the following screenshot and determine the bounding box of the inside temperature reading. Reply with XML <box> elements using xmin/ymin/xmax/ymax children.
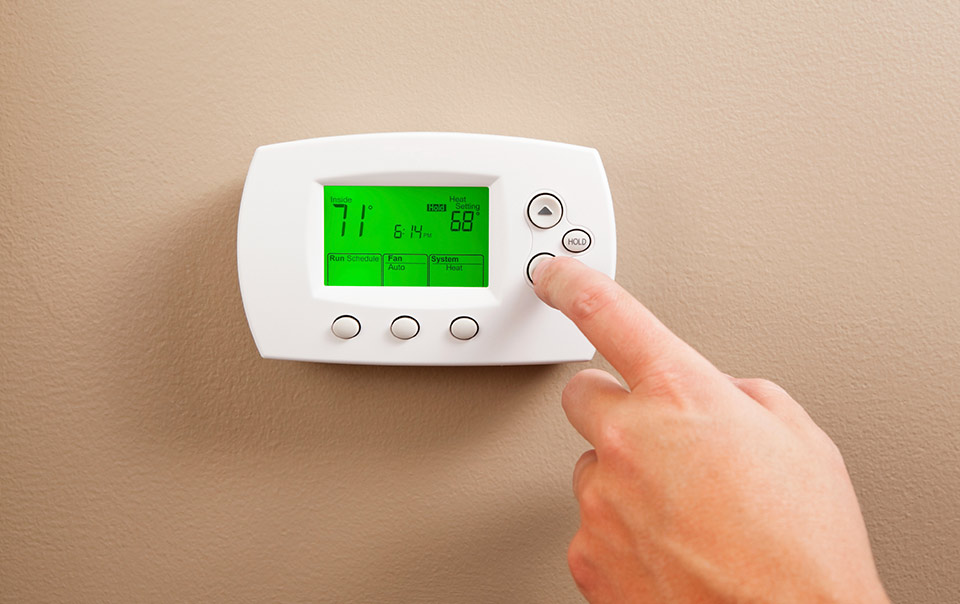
<box><xmin>323</xmin><ymin>185</ymin><xmax>490</xmax><ymax>287</ymax></box>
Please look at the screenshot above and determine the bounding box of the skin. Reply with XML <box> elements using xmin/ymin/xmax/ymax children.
<box><xmin>532</xmin><ymin>257</ymin><xmax>890</xmax><ymax>604</ymax></box>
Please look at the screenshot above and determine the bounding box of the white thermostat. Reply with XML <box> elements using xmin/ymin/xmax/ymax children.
<box><xmin>237</xmin><ymin>132</ymin><xmax>616</xmax><ymax>365</ymax></box>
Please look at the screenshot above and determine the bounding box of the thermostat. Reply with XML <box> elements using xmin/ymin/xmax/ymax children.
<box><xmin>237</xmin><ymin>133</ymin><xmax>616</xmax><ymax>365</ymax></box>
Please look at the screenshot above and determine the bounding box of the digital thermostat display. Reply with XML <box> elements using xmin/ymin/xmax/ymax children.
<box><xmin>323</xmin><ymin>185</ymin><xmax>489</xmax><ymax>287</ymax></box>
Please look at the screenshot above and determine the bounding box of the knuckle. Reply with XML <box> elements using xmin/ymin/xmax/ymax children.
<box><xmin>560</xmin><ymin>386</ymin><xmax>575</xmax><ymax>415</ymax></box>
<box><xmin>561</xmin><ymin>369</ymin><xmax>595</xmax><ymax>402</ymax></box>
<box><xmin>637</xmin><ymin>360</ymin><xmax>694</xmax><ymax>403</ymax></box>
<box><xmin>561</xmin><ymin>369</ymin><xmax>608</xmax><ymax>410</ymax></box>
<box><xmin>577</xmin><ymin>481</ymin><xmax>608</xmax><ymax>523</ymax></box>
<box><xmin>567</xmin><ymin>279</ymin><xmax>619</xmax><ymax>324</ymax></box>
<box><xmin>567</xmin><ymin>533</ymin><xmax>597</xmax><ymax>594</ymax></box>
<box><xmin>574</xmin><ymin>367</ymin><xmax>610</xmax><ymax>385</ymax></box>
<box><xmin>572</xmin><ymin>450</ymin><xmax>597</xmax><ymax>494</ymax></box>
<box><xmin>595</xmin><ymin>421</ymin><xmax>631</xmax><ymax>460</ymax></box>
<box><xmin>748</xmin><ymin>378</ymin><xmax>787</xmax><ymax>394</ymax></box>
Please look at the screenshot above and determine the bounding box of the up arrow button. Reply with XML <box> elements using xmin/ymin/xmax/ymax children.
<box><xmin>528</xmin><ymin>193</ymin><xmax>563</xmax><ymax>229</ymax></box>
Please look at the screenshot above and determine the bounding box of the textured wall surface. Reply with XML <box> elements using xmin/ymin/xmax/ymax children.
<box><xmin>2</xmin><ymin>2</ymin><xmax>959</xmax><ymax>602</ymax></box>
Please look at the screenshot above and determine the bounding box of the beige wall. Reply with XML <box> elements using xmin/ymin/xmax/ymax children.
<box><xmin>2</xmin><ymin>1</ymin><xmax>958</xmax><ymax>602</ymax></box>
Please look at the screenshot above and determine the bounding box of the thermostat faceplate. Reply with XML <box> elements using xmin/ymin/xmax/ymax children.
<box><xmin>237</xmin><ymin>133</ymin><xmax>616</xmax><ymax>365</ymax></box>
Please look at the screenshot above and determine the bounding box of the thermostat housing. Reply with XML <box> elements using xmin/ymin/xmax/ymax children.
<box><xmin>237</xmin><ymin>133</ymin><xmax>616</xmax><ymax>365</ymax></box>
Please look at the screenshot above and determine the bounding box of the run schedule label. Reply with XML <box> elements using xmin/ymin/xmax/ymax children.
<box><xmin>323</xmin><ymin>186</ymin><xmax>489</xmax><ymax>287</ymax></box>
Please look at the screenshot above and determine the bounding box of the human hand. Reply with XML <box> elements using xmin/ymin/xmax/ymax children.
<box><xmin>533</xmin><ymin>257</ymin><xmax>889</xmax><ymax>604</ymax></box>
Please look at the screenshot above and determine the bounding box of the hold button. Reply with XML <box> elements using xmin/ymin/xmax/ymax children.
<box><xmin>562</xmin><ymin>229</ymin><xmax>592</xmax><ymax>253</ymax></box>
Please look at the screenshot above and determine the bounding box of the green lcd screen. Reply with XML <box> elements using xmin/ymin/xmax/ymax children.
<box><xmin>323</xmin><ymin>186</ymin><xmax>489</xmax><ymax>287</ymax></box>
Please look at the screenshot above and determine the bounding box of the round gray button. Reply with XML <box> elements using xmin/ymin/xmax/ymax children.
<box><xmin>390</xmin><ymin>316</ymin><xmax>420</xmax><ymax>340</ymax></box>
<box><xmin>526</xmin><ymin>252</ymin><xmax>555</xmax><ymax>283</ymax></box>
<box><xmin>527</xmin><ymin>194</ymin><xmax>563</xmax><ymax>229</ymax></box>
<box><xmin>450</xmin><ymin>316</ymin><xmax>479</xmax><ymax>340</ymax></box>
<box><xmin>562</xmin><ymin>229</ymin><xmax>592</xmax><ymax>253</ymax></box>
<box><xmin>331</xmin><ymin>315</ymin><xmax>361</xmax><ymax>339</ymax></box>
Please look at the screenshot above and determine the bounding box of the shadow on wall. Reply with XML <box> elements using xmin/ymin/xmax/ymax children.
<box><xmin>110</xmin><ymin>181</ymin><xmax>557</xmax><ymax>461</ymax></box>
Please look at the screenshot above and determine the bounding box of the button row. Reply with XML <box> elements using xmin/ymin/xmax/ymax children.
<box><xmin>331</xmin><ymin>315</ymin><xmax>478</xmax><ymax>341</ymax></box>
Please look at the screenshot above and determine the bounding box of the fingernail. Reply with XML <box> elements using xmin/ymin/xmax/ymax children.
<box><xmin>532</xmin><ymin>256</ymin><xmax>555</xmax><ymax>283</ymax></box>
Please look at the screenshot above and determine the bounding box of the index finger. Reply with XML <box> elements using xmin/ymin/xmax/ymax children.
<box><xmin>533</xmin><ymin>257</ymin><xmax>715</xmax><ymax>392</ymax></box>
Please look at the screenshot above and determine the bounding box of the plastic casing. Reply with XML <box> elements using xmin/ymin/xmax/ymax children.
<box><xmin>237</xmin><ymin>133</ymin><xmax>616</xmax><ymax>365</ymax></box>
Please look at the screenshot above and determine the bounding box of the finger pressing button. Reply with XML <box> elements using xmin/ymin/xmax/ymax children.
<box><xmin>527</xmin><ymin>252</ymin><xmax>555</xmax><ymax>283</ymax></box>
